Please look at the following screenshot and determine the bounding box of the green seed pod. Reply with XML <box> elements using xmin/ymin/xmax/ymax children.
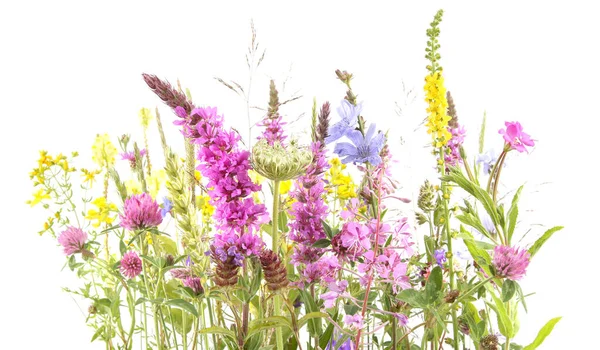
<box><xmin>251</xmin><ymin>139</ymin><xmax>313</xmax><ymax>181</ymax></box>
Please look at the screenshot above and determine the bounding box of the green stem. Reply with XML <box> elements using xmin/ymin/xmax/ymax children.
<box><xmin>206</xmin><ymin>298</ymin><xmax>218</xmax><ymax>347</ymax></box>
<box><xmin>440</xmin><ymin>147</ymin><xmax>459</xmax><ymax>350</ymax></box>
<box><xmin>183</xmin><ymin>311</ymin><xmax>188</xmax><ymax>350</ymax></box>
<box><xmin>200</xmin><ymin>300</ymin><xmax>210</xmax><ymax>350</ymax></box>
<box><xmin>492</xmin><ymin>149</ymin><xmax>508</xmax><ymax>204</ymax></box>
<box><xmin>449</xmin><ymin>276</ymin><xmax>494</xmax><ymax>309</ymax></box>
<box><xmin>271</xmin><ymin>180</ymin><xmax>284</xmax><ymax>350</ymax></box>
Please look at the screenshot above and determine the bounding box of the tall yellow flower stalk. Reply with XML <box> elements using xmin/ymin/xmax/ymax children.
<box><xmin>91</xmin><ymin>133</ymin><xmax>117</xmax><ymax>260</ymax></box>
<box><xmin>424</xmin><ymin>72</ymin><xmax>452</xmax><ymax>148</ymax></box>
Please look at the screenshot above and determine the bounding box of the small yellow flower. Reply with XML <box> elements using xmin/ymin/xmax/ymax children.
<box><xmin>139</xmin><ymin>108</ymin><xmax>154</xmax><ymax>128</ymax></box>
<box><xmin>279</xmin><ymin>180</ymin><xmax>292</xmax><ymax>195</ymax></box>
<box><xmin>28</xmin><ymin>188</ymin><xmax>51</xmax><ymax>207</ymax></box>
<box><xmin>194</xmin><ymin>170</ymin><xmax>202</xmax><ymax>183</ymax></box>
<box><xmin>199</xmin><ymin>195</ymin><xmax>215</xmax><ymax>222</ymax></box>
<box><xmin>92</xmin><ymin>134</ymin><xmax>118</xmax><ymax>168</ymax></box>
<box><xmin>325</xmin><ymin>158</ymin><xmax>357</xmax><ymax>201</ymax></box>
<box><xmin>147</xmin><ymin>170</ymin><xmax>166</xmax><ymax>198</ymax></box>
<box><xmin>248</xmin><ymin>170</ymin><xmax>265</xmax><ymax>185</ymax></box>
<box><xmin>81</xmin><ymin>168</ymin><xmax>102</xmax><ymax>188</ymax></box>
<box><xmin>125</xmin><ymin>179</ymin><xmax>142</xmax><ymax>195</ymax></box>
<box><xmin>85</xmin><ymin>197</ymin><xmax>118</xmax><ymax>228</ymax></box>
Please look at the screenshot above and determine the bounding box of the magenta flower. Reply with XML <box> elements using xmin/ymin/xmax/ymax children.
<box><xmin>183</xmin><ymin>276</ymin><xmax>204</xmax><ymax>295</ymax></box>
<box><xmin>120</xmin><ymin>149</ymin><xmax>147</xmax><ymax>168</ymax></box>
<box><xmin>499</xmin><ymin>121</ymin><xmax>535</xmax><ymax>153</ymax></box>
<box><xmin>493</xmin><ymin>245</ymin><xmax>530</xmax><ymax>280</ymax></box>
<box><xmin>57</xmin><ymin>226</ymin><xmax>88</xmax><ymax>256</ymax></box>
<box><xmin>120</xmin><ymin>251</ymin><xmax>143</xmax><ymax>279</ymax></box>
<box><xmin>343</xmin><ymin>314</ymin><xmax>364</xmax><ymax>330</ymax></box>
<box><xmin>119</xmin><ymin>193</ymin><xmax>163</xmax><ymax>231</ymax></box>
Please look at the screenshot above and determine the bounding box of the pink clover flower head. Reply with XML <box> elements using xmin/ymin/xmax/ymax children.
<box><xmin>493</xmin><ymin>245</ymin><xmax>530</xmax><ymax>280</ymax></box>
<box><xmin>499</xmin><ymin>121</ymin><xmax>535</xmax><ymax>153</ymax></box>
<box><xmin>120</xmin><ymin>193</ymin><xmax>163</xmax><ymax>231</ymax></box>
<box><xmin>183</xmin><ymin>276</ymin><xmax>204</xmax><ymax>295</ymax></box>
<box><xmin>58</xmin><ymin>226</ymin><xmax>88</xmax><ymax>256</ymax></box>
<box><xmin>120</xmin><ymin>251</ymin><xmax>143</xmax><ymax>279</ymax></box>
<box><xmin>343</xmin><ymin>314</ymin><xmax>364</xmax><ymax>330</ymax></box>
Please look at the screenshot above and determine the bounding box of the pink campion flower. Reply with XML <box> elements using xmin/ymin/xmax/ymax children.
<box><xmin>499</xmin><ymin>121</ymin><xmax>535</xmax><ymax>153</ymax></box>
<box><xmin>320</xmin><ymin>281</ymin><xmax>349</xmax><ymax>308</ymax></box>
<box><xmin>343</xmin><ymin>314</ymin><xmax>364</xmax><ymax>330</ymax></box>
<box><xmin>119</xmin><ymin>193</ymin><xmax>163</xmax><ymax>231</ymax></box>
<box><xmin>120</xmin><ymin>251</ymin><xmax>143</xmax><ymax>279</ymax></box>
<box><xmin>58</xmin><ymin>226</ymin><xmax>88</xmax><ymax>256</ymax></box>
<box><xmin>493</xmin><ymin>245</ymin><xmax>531</xmax><ymax>280</ymax></box>
<box><xmin>340</xmin><ymin>222</ymin><xmax>371</xmax><ymax>252</ymax></box>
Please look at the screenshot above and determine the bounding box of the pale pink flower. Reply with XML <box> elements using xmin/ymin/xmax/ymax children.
<box><xmin>120</xmin><ymin>251</ymin><xmax>143</xmax><ymax>279</ymax></box>
<box><xmin>57</xmin><ymin>226</ymin><xmax>88</xmax><ymax>256</ymax></box>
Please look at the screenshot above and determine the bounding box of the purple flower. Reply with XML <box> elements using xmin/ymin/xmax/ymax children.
<box><xmin>394</xmin><ymin>313</ymin><xmax>408</xmax><ymax>327</ymax></box>
<box><xmin>325</xmin><ymin>100</ymin><xmax>362</xmax><ymax>144</ymax></box>
<box><xmin>160</xmin><ymin>197</ymin><xmax>173</xmax><ymax>218</ymax></box>
<box><xmin>476</xmin><ymin>149</ymin><xmax>499</xmax><ymax>175</ymax></box>
<box><xmin>434</xmin><ymin>249</ymin><xmax>447</xmax><ymax>267</ymax></box>
<box><xmin>119</xmin><ymin>193</ymin><xmax>163</xmax><ymax>231</ymax></box>
<box><xmin>499</xmin><ymin>121</ymin><xmax>535</xmax><ymax>153</ymax></box>
<box><xmin>120</xmin><ymin>251</ymin><xmax>143</xmax><ymax>279</ymax></box>
<box><xmin>445</xmin><ymin>125</ymin><xmax>466</xmax><ymax>168</ymax></box>
<box><xmin>333</xmin><ymin>123</ymin><xmax>386</xmax><ymax>166</ymax></box>
<box><xmin>493</xmin><ymin>245</ymin><xmax>530</xmax><ymax>280</ymax></box>
<box><xmin>57</xmin><ymin>226</ymin><xmax>88</xmax><ymax>256</ymax></box>
<box><xmin>120</xmin><ymin>149</ymin><xmax>147</xmax><ymax>168</ymax></box>
<box><xmin>343</xmin><ymin>314</ymin><xmax>364</xmax><ymax>330</ymax></box>
<box><xmin>183</xmin><ymin>276</ymin><xmax>204</xmax><ymax>295</ymax></box>
<box><xmin>326</xmin><ymin>333</ymin><xmax>354</xmax><ymax>350</ymax></box>
<box><xmin>320</xmin><ymin>281</ymin><xmax>348</xmax><ymax>308</ymax></box>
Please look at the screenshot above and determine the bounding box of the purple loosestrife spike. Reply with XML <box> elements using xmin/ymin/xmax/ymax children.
<box><xmin>493</xmin><ymin>245</ymin><xmax>530</xmax><ymax>280</ymax></box>
<box><xmin>119</xmin><ymin>193</ymin><xmax>163</xmax><ymax>231</ymax></box>
<box><xmin>58</xmin><ymin>226</ymin><xmax>88</xmax><ymax>256</ymax></box>
<box><xmin>120</xmin><ymin>251</ymin><xmax>142</xmax><ymax>279</ymax></box>
<box><xmin>142</xmin><ymin>73</ymin><xmax>194</xmax><ymax>114</ymax></box>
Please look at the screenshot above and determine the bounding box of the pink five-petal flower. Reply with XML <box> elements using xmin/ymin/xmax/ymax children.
<box><xmin>499</xmin><ymin>121</ymin><xmax>535</xmax><ymax>153</ymax></box>
<box><xmin>343</xmin><ymin>314</ymin><xmax>364</xmax><ymax>330</ymax></box>
<box><xmin>58</xmin><ymin>226</ymin><xmax>88</xmax><ymax>256</ymax></box>
<box><xmin>120</xmin><ymin>251</ymin><xmax>143</xmax><ymax>279</ymax></box>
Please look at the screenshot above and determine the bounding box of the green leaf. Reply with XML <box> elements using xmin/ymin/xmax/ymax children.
<box><xmin>300</xmin><ymin>290</ymin><xmax>323</xmax><ymax>336</ymax></box>
<box><xmin>164</xmin><ymin>298</ymin><xmax>198</xmax><ymax>317</ymax></box>
<box><xmin>91</xmin><ymin>325</ymin><xmax>105</xmax><ymax>342</ymax></box>
<box><xmin>298</xmin><ymin>312</ymin><xmax>328</xmax><ymax>329</ymax></box>
<box><xmin>397</xmin><ymin>289</ymin><xmax>426</xmax><ymax>308</ymax></box>
<box><xmin>312</xmin><ymin>239</ymin><xmax>331</xmax><ymax>248</ymax></box>
<box><xmin>198</xmin><ymin>326</ymin><xmax>238</xmax><ymax>344</ymax></box>
<box><xmin>479</xmin><ymin>111</ymin><xmax>486</xmax><ymax>154</ymax></box>
<box><xmin>322</xmin><ymin>220</ymin><xmax>333</xmax><ymax>240</ymax></box>
<box><xmin>425</xmin><ymin>266</ymin><xmax>443</xmax><ymax>304</ymax></box>
<box><xmin>246</xmin><ymin>316</ymin><xmax>293</xmax><ymax>341</ymax></box>
<box><xmin>506</xmin><ymin>185</ymin><xmax>524</xmax><ymax>244</ymax></box>
<box><xmin>319</xmin><ymin>321</ymin><xmax>335</xmax><ymax>350</ymax></box>
<box><xmin>463</xmin><ymin>239</ymin><xmax>493</xmax><ymax>276</ymax></box>
<box><xmin>528</xmin><ymin>226</ymin><xmax>563</xmax><ymax>258</ymax></box>
<box><xmin>155</xmin><ymin>235</ymin><xmax>178</xmax><ymax>256</ymax></box>
<box><xmin>502</xmin><ymin>280</ymin><xmax>517</xmax><ymax>302</ymax></box>
<box><xmin>456</xmin><ymin>213</ymin><xmax>496</xmax><ymax>243</ymax></box>
<box><xmin>488</xmin><ymin>292</ymin><xmax>514</xmax><ymax>338</ymax></box>
<box><xmin>523</xmin><ymin>317</ymin><xmax>561</xmax><ymax>350</ymax></box>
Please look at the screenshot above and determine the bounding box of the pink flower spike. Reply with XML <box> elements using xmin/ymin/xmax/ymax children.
<box><xmin>120</xmin><ymin>251</ymin><xmax>143</xmax><ymax>279</ymax></box>
<box><xmin>493</xmin><ymin>245</ymin><xmax>530</xmax><ymax>280</ymax></box>
<box><xmin>499</xmin><ymin>121</ymin><xmax>535</xmax><ymax>153</ymax></box>
<box><xmin>58</xmin><ymin>226</ymin><xmax>88</xmax><ymax>256</ymax></box>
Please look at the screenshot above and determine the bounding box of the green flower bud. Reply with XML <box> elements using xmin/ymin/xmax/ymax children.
<box><xmin>418</xmin><ymin>180</ymin><xmax>436</xmax><ymax>212</ymax></box>
<box><xmin>251</xmin><ymin>139</ymin><xmax>313</xmax><ymax>181</ymax></box>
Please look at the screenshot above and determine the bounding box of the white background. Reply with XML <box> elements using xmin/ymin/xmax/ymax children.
<box><xmin>1</xmin><ymin>1</ymin><xmax>598</xmax><ymax>349</ymax></box>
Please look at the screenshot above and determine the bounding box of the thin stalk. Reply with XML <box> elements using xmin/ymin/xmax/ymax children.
<box><xmin>310</xmin><ymin>284</ymin><xmax>319</xmax><ymax>348</ymax></box>
<box><xmin>199</xmin><ymin>300</ymin><xmax>210</xmax><ymax>350</ymax></box>
<box><xmin>440</xmin><ymin>146</ymin><xmax>459</xmax><ymax>350</ymax></box>
<box><xmin>271</xmin><ymin>180</ymin><xmax>284</xmax><ymax>350</ymax></box>
<box><xmin>504</xmin><ymin>302</ymin><xmax>511</xmax><ymax>350</ymax></box>
<box><xmin>242</xmin><ymin>262</ymin><xmax>249</xmax><ymax>341</ymax></box>
<box><xmin>492</xmin><ymin>150</ymin><xmax>509</xmax><ymax>204</ymax></box>
<box><xmin>191</xmin><ymin>305</ymin><xmax>200</xmax><ymax>350</ymax></box>
<box><xmin>449</xmin><ymin>276</ymin><xmax>494</xmax><ymax>309</ymax></box>
<box><xmin>391</xmin><ymin>316</ymin><xmax>397</xmax><ymax>350</ymax></box>
<box><xmin>182</xmin><ymin>311</ymin><xmax>188</xmax><ymax>350</ymax></box>
<box><xmin>206</xmin><ymin>298</ymin><xmax>218</xmax><ymax>346</ymax></box>
<box><xmin>184</xmin><ymin>139</ymin><xmax>196</xmax><ymax>209</ymax></box>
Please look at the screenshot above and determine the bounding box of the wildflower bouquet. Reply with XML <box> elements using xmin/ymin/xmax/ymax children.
<box><xmin>28</xmin><ymin>10</ymin><xmax>562</xmax><ymax>350</ymax></box>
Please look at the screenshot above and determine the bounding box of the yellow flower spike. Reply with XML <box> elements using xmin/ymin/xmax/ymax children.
<box><xmin>91</xmin><ymin>134</ymin><xmax>118</xmax><ymax>168</ymax></box>
<box><xmin>147</xmin><ymin>170</ymin><xmax>166</xmax><ymax>198</ymax></box>
<box><xmin>139</xmin><ymin>107</ymin><xmax>153</xmax><ymax>128</ymax></box>
<box><xmin>29</xmin><ymin>188</ymin><xmax>51</xmax><ymax>207</ymax></box>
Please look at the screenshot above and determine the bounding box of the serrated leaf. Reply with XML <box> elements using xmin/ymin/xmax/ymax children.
<box><xmin>528</xmin><ymin>226</ymin><xmax>563</xmax><ymax>258</ymax></box>
<box><xmin>164</xmin><ymin>298</ymin><xmax>198</xmax><ymax>317</ymax></box>
<box><xmin>523</xmin><ymin>317</ymin><xmax>561</xmax><ymax>350</ymax></box>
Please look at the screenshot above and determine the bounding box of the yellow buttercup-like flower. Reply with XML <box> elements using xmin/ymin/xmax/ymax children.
<box><xmin>85</xmin><ymin>197</ymin><xmax>118</xmax><ymax>228</ymax></box>
<box><xmin>27</xmin><ymin>188</ymin><xmax>51</xmax><ymax>207</ymax></box>
<box><xmin>81</xmin><ymin>168</ymin><xmax>102</xmax><ymax>188</ymax></box>
<box><xmin>92</xmin><ymin>134</ymin><xmax>118</xmax><ymax>168</ymax></box>
<box><xmin>325</xmin><ymin>158</ymin><xmax>357</xmax><ymax>201</ymax></box>
<box><xmin>279</xmin><ymin>180</ymin><xmax>292</xmax><ymax>195</ymax></box>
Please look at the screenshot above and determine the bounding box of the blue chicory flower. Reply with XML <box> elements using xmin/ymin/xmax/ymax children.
<box><xmin>160</xmin><ymin>197</ymin><xmax>173</xmax><ymax>218</ymax></box>
<box><xmin>333</xmin><ymin>123</ymin><xmax>386</xmax><ymax>165</ymax></box>
<box><xmin>325</xmin><ymin>100</ymin><xmax>363</xmax><ymax>144</ymax></box>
